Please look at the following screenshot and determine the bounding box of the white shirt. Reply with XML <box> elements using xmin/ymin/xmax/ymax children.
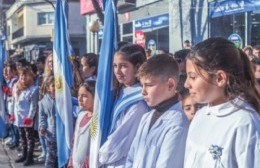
<box><xmin>184</xmin><ymin>98</ymin><xmax>260</xmax><ymax>168</ymax></box>
<box><xmin>126</xmin><ymin>102</ymin><xmax>189</xmax><ymax>168</ymax></box>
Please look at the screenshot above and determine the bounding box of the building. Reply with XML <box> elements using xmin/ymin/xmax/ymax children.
<box><xmin>5</xmin><ymin>0</ymin><xmax>86</xmax><ymax>61</ymax></box>
<box><xmin>82</xmin><ymin>0</ymin><xmax>260</xmax><ymax>55</ymax></box>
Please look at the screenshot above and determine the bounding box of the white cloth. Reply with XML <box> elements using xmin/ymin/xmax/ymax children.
<box><xmin>184</xmin><ymin>98</ymin><xmax>260</xmax><ymax>168</ymax></box>
<box><xmin>72</xmin><ymin>111</ymin><xmax>91</xmax><ymax>167</ymax></box>
<box><xmin>126</xmin><ymin>102</ymin><xmax>189</xmax><ymax>168</ymax></box>
<box><xmin>99</xmin><ymin>84</ymin><xmax>149</xmax><ymax>168</ymax></box>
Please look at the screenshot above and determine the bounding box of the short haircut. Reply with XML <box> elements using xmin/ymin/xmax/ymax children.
<box><xmin>253</xmin><ymin>45</ymin><xmax>260</xmax><ymax>50</ymax></box>
<box><xmin>138</xmin><ymin>54</ymin><xmax>179</xmax><ymax>82</ymax></box>
<box><xmin>184</xmin><ymin>40</ymin><xmax>190</xmax><ymax>43</ymax></box>
<box><xmin>174</xmin><ymin>49</ymin><xmax>190</xmax><ymax>63</ymax></box>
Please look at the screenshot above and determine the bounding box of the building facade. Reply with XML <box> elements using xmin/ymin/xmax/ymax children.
<box><xmin>82</xmin><ymin>0</ymin><xmax>260</xmax><ymax>55</ymax></box>
<box><xmin>5</xmin><ymin>0</ymin><xmax>86</xmax><ymax>61</ymax></box>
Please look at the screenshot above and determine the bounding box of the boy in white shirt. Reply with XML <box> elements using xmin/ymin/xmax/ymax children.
<box><xmin>126</xmin><ymin>54</ymin><xmax>189</xmax><ymax>168</ymax></box>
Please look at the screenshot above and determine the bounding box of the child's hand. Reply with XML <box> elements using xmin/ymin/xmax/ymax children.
<box><xmin>39</xmin><ymin>129</ymin><xmax>46</xmax><ymax>136</ymax></box>
<box><xmin>23</xmin><ymin>117</ymin><xmax>33</xmax><ymax>126</ymax></box>
<box><xmin>9</xmin><ymin>114</ymin><xmax>15</xmax><ymax>123</ymax></box>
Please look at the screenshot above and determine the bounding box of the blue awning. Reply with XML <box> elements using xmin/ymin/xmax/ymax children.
<box><xmin>210</xmin><ymin>0</ymin><xmax>260</xmax><ymax>18</ymax></box>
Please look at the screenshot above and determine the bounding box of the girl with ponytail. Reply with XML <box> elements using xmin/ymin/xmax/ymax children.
<box><xmin>184</xmin><ymin>37</ymin><xmax>260</xmax><ymax>168</ymax></box>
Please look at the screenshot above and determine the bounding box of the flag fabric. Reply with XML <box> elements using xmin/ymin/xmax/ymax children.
<box><xmin>89</xmin><ymin>0</ymin><xmax>118</xmax><ymax>167</ymax></box>
<box><xmin>0</xmin><ymin>35</ymin><xmax>7</xmax><ymax>138</ymax></box>
<box><xmin>53</xmin><ymin>0</ymin><xmax>74</xmax><ymax>167</ymax></box>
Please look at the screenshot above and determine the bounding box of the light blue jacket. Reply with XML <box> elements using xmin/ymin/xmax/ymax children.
<box><xmin>12</xmin><ymin>84</ymin><xmax>39</xmax><ymax>127</ymax></box>
<box><xmin>126</xmin><ymin>103</ymin><xmax>189</xmax><ymax>168</ymax></box>
<box><xmin>38</xmin><ymin>94</ymin><xmax>56</xmax><ymax>141</ymax></box>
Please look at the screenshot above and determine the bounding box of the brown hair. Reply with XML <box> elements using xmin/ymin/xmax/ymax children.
<box><xmin>187</xmin><ymin>37</ymin><xmax>260</xmax><ymax>112</ymax></box>
<box><xmin>138</xmin><ymin>54</ymin><xmax>179</xmax><ymax>82</ymax></box>
<box><xmin>16</xmin><ymin>67</ymin><xmax>35</xmax><ymax>100</ymax></box>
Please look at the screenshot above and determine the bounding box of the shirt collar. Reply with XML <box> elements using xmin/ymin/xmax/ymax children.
<box><xmin>204</xmin><ymin>98</ymin><xmax>244</xmax><ymax>116</ymax></box>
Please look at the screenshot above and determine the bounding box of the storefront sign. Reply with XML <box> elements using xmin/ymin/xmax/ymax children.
<box><xmin>134</xmin><ymin>30</ymin><xmax>146</xmax><ymax>48</ymax></box>
<box><xmin>210</xmin><ymin>0</ymin><xmax>260</xmax><ymax>18</ymax></box>
<box><xmin>135</xmin><ymin>13</ymin><xmax>169</xmax><ymax>31</ymax></box>
<box><xmin>228</xmin><ymin>33</ymin><xmax>243</xmax><ymax>49</ymax></box>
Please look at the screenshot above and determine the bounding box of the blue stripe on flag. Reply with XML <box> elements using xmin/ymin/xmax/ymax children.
<box><xmin>0</xmin><ymin>36</ymin><xmax>7</xmax><ymax>138</ymax></box>
<box><xmin>89</xmin><ymin>0</ymin><xmax>118</xmax><ymax>167</ymax></box>
<box><xmin>53</xmin><ymin>0</ymin><xmax>74</xmax><ymax>167</ymax></box>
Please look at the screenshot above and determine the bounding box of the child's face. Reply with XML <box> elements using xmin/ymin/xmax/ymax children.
<box><xmin>47</xmin><ymin>56</ymin><xmax>53</xmax><ymax>71</ymax></box>
<box><xmin>6</xmin><ymin>68</ymin><xmax>14</xmax><ymax>79</ymax></box>
<box><xmin>47</xmin><ymin>83</ymin><xmax>55</xmax><ymax>96</ymax></box>
<box><xmin>20</xmin><ymin>73</ymin><xmax>29</xmax><ymax>84</ymax></box>
<box><xmin>140</xmin><ymin>75</ymin><xmax>176</xmax><ymax>107</ymax></box>
<box><xmin>182</xmin><ymin>96</ymin><xmax>197</xmax><ymax>122</ymax></box>
<box><xmin>113</xmin><ymin>53</ymin><xmax>137</xmax><ymax>87</ymax></box>
<box><xmin>185</xmin><ymin>60</ymin><xmax>226</xmax><ymax>105</ymax></box>
<box><xmin>78</xmin><ymin>86</ymin><xmax>94</xmax><ymax>112</ymax></box>
<box><xmin>80</xmin><ymin>57</ymin><xmax>94</xmax><ymax>78</ymax></box>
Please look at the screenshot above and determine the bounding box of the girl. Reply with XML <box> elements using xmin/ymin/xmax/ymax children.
<box><xmin>11</xmin><ymin>67</ymin><xmax>39</xmax><ymax>166</ymax></box>
<box><xmin>99</xmin><ymin>44</ymin><xmax>149</xmax><ymax>167</ymax></box>
<box><xmin>80</xmin><ymin>53</ymin><xmax>98</xmax><ymax>82</ymax></box>
<box><xmin>38</xmin><ymin>75</ymin><xmax>58</xmax><ymax>168</ymax></box>
<box><xmin>67</xmin><ymin>81</ymin><xmax>96</xmax><ymax>168</ymax></box>
<box><xmin>181</xmin><ymin>89</ymin><xmax>202</xmax><ymax>122</ymax></box>
<box><xmin>184</xmin><ymin>37</ymin><xmax>260</xmax><ymax>168</ymax></box>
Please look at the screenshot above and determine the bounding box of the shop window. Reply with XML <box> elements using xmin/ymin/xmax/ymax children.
<box><xmin>123</xmin><ymin>22</ymin><xmax>133</xmax><ymax>34</ymax></box>
<box><xmin>251</xmin><ymin>11</ymin><xmax>260</xmax><ymax>46</ymax></box>
<box><xmin>211</xmin><ymin>13</ymin><xmax>245</xmax><ymax>46</ymax></box>
<box><xmin>145</xmin><ymin>27</ymin><xmax>169</xmax><ymax>54</ymax></box>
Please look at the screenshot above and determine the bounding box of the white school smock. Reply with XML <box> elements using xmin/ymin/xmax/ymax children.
<box><xmin>125</xmin><ymin>102</ymin><xmax>189</xmax><ymax>168</ymax></box>
<box><xmin>99</xmin><ymin>84</ymin><xmax>149</xmax><ymax>168</ymax></box>
<box><xmin>72</xmin><ymin>110</ymin><xmax>91</xmax><ymax>167</ymax></box>
<box><xmin>184</xmin><ymin>98</ymin><xmax>260</xmax><ymax>168</ymax></box>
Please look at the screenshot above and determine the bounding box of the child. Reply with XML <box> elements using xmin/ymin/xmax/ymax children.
<box><xmin>80</xmin><ymin>53</ymin><xmax>98</xmax><ymax>82</ymax></box>
<box><xmin>38</xmin><ymin>75</ymin><xmax>58</xmax><ymax>167</ymax></box>
<box><xmin>252</xmin><ymin>58</ymin><xmax>260</xmax><ymax>94</ymax></box>
<box><xmin>11</xmin><ymin>67</ymin><xmax>39</xmax><ymax>166</ymax></box>
<box><xmin>67</xmin><ymin>81</ymin><xmax>96</xmax><ymax>168</ymax></box>
<box><xmin>3</xmin><ymin>63</ymin><xmax>19</xmax><ymax>148</ymax></box>
<box><xmin>181</xmin><ymin>89</ymin><xmax>202</xmax><ymax>122</ymax></box>
<box><xmin>99</xmin><ymin>44</ymin><xmax>149</xmax><ymax>167</ymax></box>
<box><xmin>126</xmin><ymin>54</ymin><xmax>189</xmax><ymax>168</ymax></box>
<box><xmin>184</xmin><ymin>37</ymin><xmax>260</xmax><ymax>167</ymax></box>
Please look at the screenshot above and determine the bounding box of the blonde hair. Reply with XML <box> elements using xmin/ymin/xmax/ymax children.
<box><xmin>43</xmin><ymin>53</ymin><xmax>53</xmax><ymax>82</ymax></box>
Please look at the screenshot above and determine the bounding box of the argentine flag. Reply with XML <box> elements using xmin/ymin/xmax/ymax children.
<box><xmin>53</xmin><ymin>0</ymin><xmax>74</xmax><ymax>167</ymax></box>
<box><xmin>89</xmin><ymin>0</ymin><xmax>118</xmax><ymax>167</ymax></box>
<box><xmin>0</xmin><ymin>35</ymin><xmax>7</xmax><ymax>138</ymax></box>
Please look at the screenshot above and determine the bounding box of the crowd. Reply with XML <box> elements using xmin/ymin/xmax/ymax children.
<box><xmin>1</xmin><ymin>37</ymin><xmax>260</xmax><ymax>168</ymax></box>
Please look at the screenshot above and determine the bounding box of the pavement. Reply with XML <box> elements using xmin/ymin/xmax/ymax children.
<box><xmin>0</xmin><ymin>139</ymin><xmax>45</xmax><ymax>168</ymax></box>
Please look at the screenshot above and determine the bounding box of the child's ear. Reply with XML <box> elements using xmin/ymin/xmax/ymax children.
<box><xmin>168</xmin><ymin>78</ymin><xmax>176</xmax><ymax>91</ymax></box>
<box><xmin>215</xmin><ymin>70</ymin><xmax>228</xmax><ymax>87</ymax></box>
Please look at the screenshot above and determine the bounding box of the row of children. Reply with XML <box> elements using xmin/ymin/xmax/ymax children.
<box><xmin>3</xmin><ymin>37</ymin><xmax>260</xmax><ymax>168</ymax></box>
<box><xmin>67</xmin><ymin>37</ymin><xmax>260</xmax><ymax>168</ymax></box>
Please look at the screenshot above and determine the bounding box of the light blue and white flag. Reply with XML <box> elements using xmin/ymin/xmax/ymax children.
<box><xmin>89</xmin><ymin>0</ymin><xmax>118</xmax><ymax>167</ymax></box>
<box><xmin>0</xmin><ymin>35</ymin><xmax>7</xmax><ymax>138</ymax></box>
<box><xmin>53</xmin><ymin>0</ymin><xmax>74</xmax><ymax>167</ymax></box>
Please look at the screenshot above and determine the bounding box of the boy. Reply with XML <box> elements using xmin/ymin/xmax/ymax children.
<box><xmin>126</xmin><ymin>54</ymin><xmax>189</xmax><ymax>168</ymax></box>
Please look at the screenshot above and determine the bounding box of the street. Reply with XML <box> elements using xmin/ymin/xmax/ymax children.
<box><xmin>0</xmin><ymin>140</ymin><xmax>44</xmax><ymax>168</ymax></box>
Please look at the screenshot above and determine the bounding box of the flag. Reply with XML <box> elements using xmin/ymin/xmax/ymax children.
<box><xmin>0</xmin><ymin>35</ymin><xmax>7</xmax><ymax>138</ymax></box>
<box><xmin>53</xmin><ymin>0</ymin><xmax>74</xmax><ymax>167</ymax></box>
<box><xmin>89</xmin><ymin>0</ymin><xmax>118</xmax><ymax>167</ymax></box>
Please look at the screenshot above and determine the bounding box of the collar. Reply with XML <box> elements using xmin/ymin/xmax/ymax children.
<box><xmin>204</xmin><ymin>98</ymin><xmax>244</xmax><ymax>116</ymax></box>
<box><xmin>151</xmin><ymin>95</ymin><xmax>179</xmax><ymax>113</ymax></box>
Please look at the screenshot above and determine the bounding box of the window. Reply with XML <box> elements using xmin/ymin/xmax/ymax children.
<box><xmin>38</xmin><ymin>12</ymin><xmax>54</xmax><ymax>25</ymax></box>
